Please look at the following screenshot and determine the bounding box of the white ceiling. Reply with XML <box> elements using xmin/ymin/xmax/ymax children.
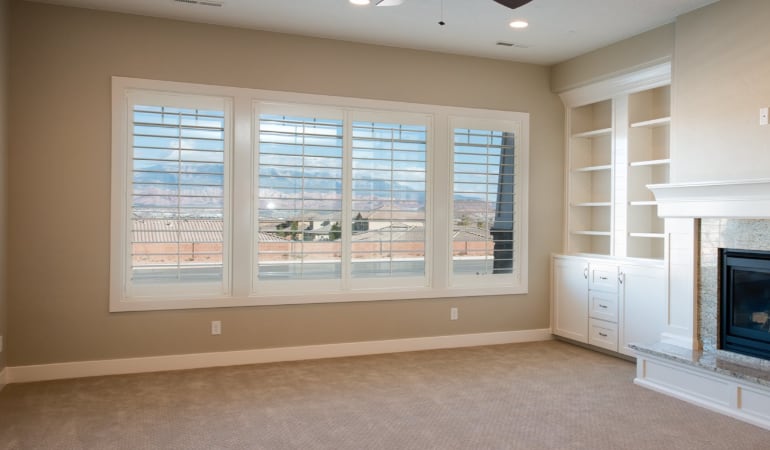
<box><xmin>33</xmin><ymin>0</ymin><xmax>718</xmax><ymax>65</ymax></box>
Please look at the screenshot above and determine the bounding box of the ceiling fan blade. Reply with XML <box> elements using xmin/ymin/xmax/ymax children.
<box><xmin>492</xmin><ymin>0</ymin><xmax>534</xmax><ymax>9</ymax></box>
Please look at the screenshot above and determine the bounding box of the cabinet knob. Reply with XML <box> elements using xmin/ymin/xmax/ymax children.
<box><xmin>618</xmin><ymin>272</ymin><xmax>624</xmax><ymax>285</ymax></box>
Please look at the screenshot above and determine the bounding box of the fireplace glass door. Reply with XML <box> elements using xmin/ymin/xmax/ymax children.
<box><xmin>720</xmin><ymin>248</ymin><xmax>770</xmax><ymax>360</ymax></box>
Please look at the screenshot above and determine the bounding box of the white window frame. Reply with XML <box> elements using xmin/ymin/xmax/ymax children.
<box><xmin>449</xmin><ymin>116</ymin><xmax>528</xmax><ymax>291</ymax></box>
<box><xmin>111</xmin><ymin>77</ymin><xmax>528</xmax><ymax>312</ymax></box>
<box><xmin>253</xmin><ymin>105</ymin><xmax>433</xmax><ymax>296</ymax></box>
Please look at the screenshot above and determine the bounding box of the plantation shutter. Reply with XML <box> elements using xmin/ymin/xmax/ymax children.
<box><xmin>256</xmin><ymin>113</ymin><xmax>344</xmax><ymax>282</ymax></box>
<box><xmin>129</xmin><ymin>98</ymin><xmax>229</xmax><ymax>294</ymax></box>
<box><xmin>452</xmin><ymin>127</ymin><xmax>516</xmax><ymax>277</ymax></box>
<box><xmin>351</xmin><ymin>120</ymin><xmax>428</xmax><ymax>280</ymax></box>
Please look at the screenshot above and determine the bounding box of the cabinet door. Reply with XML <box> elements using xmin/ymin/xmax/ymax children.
<box><xmin>619</xmin><ymin>264</ymin><xmax>666</xmax><ymax>356</ymax></box>
<box><xmin>552</xmin><ymin>257</ymin><xmax>589</xmax><ymax>343</ymax></box>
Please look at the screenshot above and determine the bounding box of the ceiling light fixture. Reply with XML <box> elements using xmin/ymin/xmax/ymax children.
<box><xmin>509</xmin><ymin>19</ymin><xmax>529</xmax><ymax>29</ymax></box>
<box><xmin>349</xmin><ymin>0</ymin><xmax>370</xmax><ymax>5</ymax></box>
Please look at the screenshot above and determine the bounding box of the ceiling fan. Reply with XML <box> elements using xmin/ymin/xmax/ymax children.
<box><xmin>492</xmin><ymin>0</ymin><xmax>534</xmax><ymax>9</ymax></box>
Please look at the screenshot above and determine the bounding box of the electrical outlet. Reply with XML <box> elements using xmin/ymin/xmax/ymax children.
<box><xmin>211</xmin><ymin>320</ymin><xmax>222</xmax><ymax>335</ymax></box>
<box><xmin>450</xmin><ymin>307</ymin><xmax>458</xmax><ymax>321</ymax></box>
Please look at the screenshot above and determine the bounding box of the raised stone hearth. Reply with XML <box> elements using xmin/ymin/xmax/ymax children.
<box><xmin>632</xmin><ymin>341</ymin><xmax>770</xmax><ymax>430</ymax></box>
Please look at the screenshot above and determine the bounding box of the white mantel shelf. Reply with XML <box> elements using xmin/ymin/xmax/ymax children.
<box><xmin>648</xmin><ymin>179</ymin><xmax>770</xmax><ymax>218</ymax></box>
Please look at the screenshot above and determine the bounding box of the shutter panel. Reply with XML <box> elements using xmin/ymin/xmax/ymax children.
<box><xmin>452</xmin><ymin>128</ymin><xmax>515</xmax><ymax>276</ymax></box>
<box><xmin>351</xmin><ymin>121</ymin><xmax>427</xmax><ymax>279</ymax></box>
<box><xmin>130</xmin><ymin>105</ymin><xmax>226</xmax><ymax>286</ymax></box>
<box><xmin>257</xmin><ymin>114</ymin><xmax>344</xmax><ymax>281</ymax></box>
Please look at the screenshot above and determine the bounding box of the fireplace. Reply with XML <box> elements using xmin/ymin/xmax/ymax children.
<box><xmin>720</xmin><ymin>248</ymin><xmax>770</xmax><ymax>360</ymax></box>
<box><xmin>632</xmin><ymin>183</ymin><xmax>770</xmax><ymax>429</ymax></box>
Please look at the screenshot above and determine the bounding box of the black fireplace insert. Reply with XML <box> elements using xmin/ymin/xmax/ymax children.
<box><xmin>720</xmin><ymin>248</ymin><xmax>770</xmax><ymax>360</ymax></box>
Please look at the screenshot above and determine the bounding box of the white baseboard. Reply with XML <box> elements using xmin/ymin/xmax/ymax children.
<box><xmin>5</xmin><ymin>328</ymin><xmax>552</xmax><ymax>384</ymax></box>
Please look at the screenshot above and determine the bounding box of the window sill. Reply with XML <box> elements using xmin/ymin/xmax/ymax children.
<box><xmin>109</xmin><ymin>284</ymin><xmax>528</xmax><ymax>312</ymax></box>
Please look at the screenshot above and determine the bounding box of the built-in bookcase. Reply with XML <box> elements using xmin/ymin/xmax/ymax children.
<box><xmin>562</xmin><ymin>69</ymin><xmax>670</xmax><ymax>261</ymax></box>
<box><xmin>627</xmin><ymin>85</ymin><xmax>670</xmax><ymax>259</ymax></box>
<box><xmin>568</xmin><ymin>100</ymin><xmax>613</xmax><ymax>255</ymax></box>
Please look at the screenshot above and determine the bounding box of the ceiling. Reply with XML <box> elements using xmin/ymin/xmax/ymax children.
<box><xmin>33</xmin><ymin>0</ymin><xmax>718</xmax><ymax>65</ymax></box>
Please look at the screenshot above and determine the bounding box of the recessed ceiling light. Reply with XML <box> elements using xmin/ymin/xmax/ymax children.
<box><xmin>350</xmin><ymin>0</ymin><xmax>370</xmax><ymax>5</ymax></box>
<box><xmin>509</xmin><ymin>20</ymin><xmax>529</xmax><ymax>29</ymax></box>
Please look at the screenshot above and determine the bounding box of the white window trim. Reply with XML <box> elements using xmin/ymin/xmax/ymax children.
<box><xmin>111</xmin><ymin>77</ymin><xmax>529</xmax><ymax>312</ymax></box>
<box><xmin>448</xmin><ymin>116</ymin><xmax>529</xmax><ymax>290</ymax></box>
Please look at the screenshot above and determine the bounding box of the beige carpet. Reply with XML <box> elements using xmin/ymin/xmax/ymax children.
<box><xmin>0</xmin><ymin>340</ymin><xmax>769</xmax><ymax>449</ymax></box>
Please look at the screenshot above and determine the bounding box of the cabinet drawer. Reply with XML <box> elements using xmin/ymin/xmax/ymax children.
<box><xmin>589</xmin><ymin>319</ymin><xmax>618</xmax><ymax>351</ymax></box>
<box><xmin>589</xmin><ymin>263</ymin><xmax>618</xmax><ymax>293</ymax></box>
<box><xmin>589</xmin><ymin>290</ymin><xmax>618</xmax><ymax>322</ymax></box>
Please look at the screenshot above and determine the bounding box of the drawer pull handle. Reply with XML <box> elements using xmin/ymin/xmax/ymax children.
<box><xmin>584</xmin><ymin>267</ymin><xmax>589</xmax><ymax>279</ymax></box>
<box><xmin>599</xmin><ymin>276</ymin><xmax>608</xmax><ymax>280</ymax></box>
<box><xmin>598</xmin><ymin>332</ymin><xmax>608</xmax><ymax>337</ymax></box>
<box><xmin>599</xmin><ymin>304</ymin><xmax>608</xmax><ymax>309</ymax></box>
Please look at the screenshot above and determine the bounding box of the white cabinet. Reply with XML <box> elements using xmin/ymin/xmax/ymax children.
<box><xmin>552</xmin><ymin>254</ymin><xmax>666</xmax><ymax>357</ymax></box>
<box><xmin>552</xmin><ymin>256</ymin><xmax>589</xmax><ymax>343</ymax></box>
<box><xmin>554</xmin><ymin>63</ymin><xmax>673</xmax><ymax>357</ymax></box>
<box><xmin>619</xmin><ymin>263</ymin><xmax>666</xmax><ymax>356</ymax></box>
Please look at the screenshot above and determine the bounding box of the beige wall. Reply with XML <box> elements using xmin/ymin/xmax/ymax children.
<box><xmin>671</xmin><ymin>0</ymin><xmax>770</xmax><ymax>183</ymax></box>
<box><xmin>550</xmin><ymin>24</ymin><xmax>674</xmax><ymax>93</ymax></box>
<box><xmin>7</xmin><ymin>2</ymin><xmax>564</xmax><ymax>366</ymax></box>
<box><xmin>0</xmin><ymin>0</ymin><xmax>7</xmax><ymax>372</ymax></box>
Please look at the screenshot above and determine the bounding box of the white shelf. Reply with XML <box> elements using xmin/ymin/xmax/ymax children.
<box><xmin>629</xmin><ymin>158</ymin><xmax>671</xmax><ymax>167</ymax></box>
<box><xmin>629</xmin><ymin>233</ymin><xmax>665</xmax><ymax>239</ymax></box>
<box><xmin>630</xmin><ymin>117</ymin><xmax>671</xmax><ymax>128</ymax></box>
<box><xmin>572</xmin><ymin>231</ymin><xmax>612</xmax><ymax>236</ymax></box>
<box><xmin>564</xmin><ymin>80</ymin><xmax>670</xmax><ymax>258</ymax></box>
<box><xmin>574</xmin><ymin>164</ymin><xmax>612</xmax><ymax>173</ymax></box>
<box><xmin>572</xmin><ymin>128</ymin><xmax>612</xmax><ymax>139</ymax></box>
<box><xmin>572</xmin><ymin>202</ymin><xmax>611</xmax><ymax>207</ymax></box>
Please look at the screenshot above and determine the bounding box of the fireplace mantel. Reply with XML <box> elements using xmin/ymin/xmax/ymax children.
<box><xmin>648</xmin><ymin>179</ymin><xmax>770</xmax><ymax>218</ymax></box>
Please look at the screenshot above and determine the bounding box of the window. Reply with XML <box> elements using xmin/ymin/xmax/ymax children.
<box><xmin>112</xmin><ymin>90</ymin><xmax>231</xmax><ymax>304</ymax></box>
<box><xmin>451</xmin><ymin>119</ymin><xmax>522</xmax><ymax>288</ymax></box>
<box><xmin>111</xmin><ymin>78</ymin><xmax>527</xmax><ymax>311</ymax></box>
<box><xmin>256</xmin><ymin>111</ymin><xmax>344</xmax><ymax>286</ymax></box>
<box><xmin>254</xmin><ymin>108</ymin><xmax>430</xmax><ymax>294</ymax></box>
<box><xmin>350</xmin><ymin>118</ymin><xmax>428</xmax><ymax>286</ymax></box>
